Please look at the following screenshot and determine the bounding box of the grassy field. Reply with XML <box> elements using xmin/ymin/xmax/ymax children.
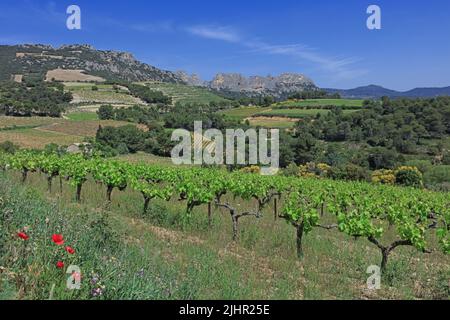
<box><xmin>255</xmin><ymin>108</ymin><xmax>358</xmax><ymax>119</ymax></box>
<box><xmin>65</xmin><ymin>112</ymin><xmax>99</xmax><ymax>121</ymax></box>
<box><xmin>273</xmin><ymin>99</ymin><xmax>364</xmax><ymax>109</ymax></box>
<box><xmin>1</xmin><ymin>168</ymin><xmax>448</xmax><ymax>300</ymax></box>
<box><xmin>142</xmin><ymin>82</ymin><xmax>231</xmax><ymax>105</ymax></box>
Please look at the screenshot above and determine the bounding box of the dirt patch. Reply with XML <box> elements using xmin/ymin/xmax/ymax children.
<box><xmin>45</xmin><ymin>69</ymin><xmax>105</xmax><ymax>82</ymax></box>
<box><xmin>12</xmin><ymin>74</ymin><xmax>23</xmax><ymax>83</ymax></box>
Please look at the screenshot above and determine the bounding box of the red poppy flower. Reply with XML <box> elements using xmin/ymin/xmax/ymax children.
<box><xmin>52</xmin><ymin>234</ymin><xmax>64</xmax><ymax>246</ymax></box>
<box><xmin>56</xmin><ymin>261</ymin><xmax>65</xmax><ymax>269</ymax></box>
<box><xmin>65</xmin><ymin>246</ymin><xmax>75</xmax><ymax>255</ymax></box>
<box><xmin>17</xmin><ymin>232</ymin><xmax>29</xmax><ymax>240</ymax></box>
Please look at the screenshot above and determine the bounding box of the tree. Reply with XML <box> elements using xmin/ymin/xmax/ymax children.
<box><xmin>97</xmin><ymin>105</ymin><xmax>114</xmax><ymax>120</ymax></box>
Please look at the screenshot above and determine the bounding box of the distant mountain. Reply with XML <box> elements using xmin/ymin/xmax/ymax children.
<box><xmin>207</xmin><ymin>73</ymin><xmax>317</xmax><ymax>98</ymax></box>
<box><xmin>0</xmin><ymin>44</ymin><xmax>183</xmax><ymax>83</ymax></box>
<box><xmin>403</xmin><ymin>86</ymin><xmax>450</xmax><ymax>97</ymax></box>
<box><xmin>325</xmin><ymin>85</ymin><xmax>450</xmax><ymax>99</ymax></box>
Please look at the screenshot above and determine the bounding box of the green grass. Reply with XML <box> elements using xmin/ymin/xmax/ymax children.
<box><xmin>255</xmin><ymin>108</ymin><xmax>358</xmax><ymax>119</ymax></box>
<box><xmin>142</xmin><ymin>82</ymin><xmax>231</xmax><ymax>105</ymax></box>
<box><xmin>1</xmin><ymin>169</ymin><xmax>448</xmax><ymax>300</ymax></box>
<box><xmin>273</xmin><ymin>99</ymin><xmax>364</xmax><ymax>109</ymax></box>
<box><xmin>218</xmin><ymin>107</ymin><xmax>272</xmax><ymax>121</ymax></box>
<box><xmin>66</xmin><ymin>112</ymin><xmax>99</xmax><ymax>121</ymax></box>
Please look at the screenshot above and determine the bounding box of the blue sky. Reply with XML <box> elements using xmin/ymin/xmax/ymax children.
<box><xmin>1</xmin><ymin>0</ymin><xmax>449</xmax><ymax>90</ymax></box>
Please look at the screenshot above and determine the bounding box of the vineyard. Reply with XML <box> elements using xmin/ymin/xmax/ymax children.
<box><xmin>1</xmin><ymin>150</ymin><xmax>449</xmax><ymax>275</ymax></box>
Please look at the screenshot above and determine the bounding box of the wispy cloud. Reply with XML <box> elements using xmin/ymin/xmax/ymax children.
<box><xmin>185</xmin><ymin>25</ymin><xmax>366</xmax><ymax>80</ymax></box>
<box><xmin>186</xmin><ymin>25</ymin><xmax>241</xmax><ymax>43</ymax></box>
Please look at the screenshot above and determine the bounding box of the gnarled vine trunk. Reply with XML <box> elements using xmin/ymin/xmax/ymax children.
<box><xmin>21</xmin><ymin>169</ymin><xmax>28</xmax><ymax>183</ymax></box>
<box><xmin>106</xmin><ymin>185</ymin><xmax>114</xmax><ymax>202</ymax></box>
<box><xmin>47</xmin><ymin>176</ymin><xmax>53</xmax><ymax>193</ymax></box>
<box><xmin>142</xmin><ymin>194</ymin><xmax>151</xmax><ymax>215</ymax></box>
<box><xmin>296</xmin><ymin>222</ymin><xmax>305</xmax><ymax>259</ymax></box>
<box><xmin>76</xmin><ymin>183</ymin><xmax>83</xmax><ymax>202</ymax></box>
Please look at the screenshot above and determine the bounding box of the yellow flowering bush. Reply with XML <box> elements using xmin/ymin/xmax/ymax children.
<box><xmin>240</xmin><ymin>165</ymin><xmax>261</xmax><ymax>174</ymax></box>
<box><xmin>371</xmin><ymin>169</ymin><xmax>396</xmax><ymax>185</ymax></box>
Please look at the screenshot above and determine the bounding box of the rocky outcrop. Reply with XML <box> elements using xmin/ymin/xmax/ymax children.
<box><xmin>208</xmin><ymin>72</ymin><xmax>316</xmax><ymax>96</ymax></box>
<box><xmin>175</xmin><ymin>71</ymin><xmax>205</xmax><ymax>86</ymax></box>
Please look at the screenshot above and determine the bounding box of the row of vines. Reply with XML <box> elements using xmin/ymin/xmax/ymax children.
<box><xmin>0</xmin><ymin>150</ymin><xmax>449</xmax><ymax>273</ymax></box>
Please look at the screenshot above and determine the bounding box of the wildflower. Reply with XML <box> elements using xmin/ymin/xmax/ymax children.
<box><xmin>65</xmin><ymin>246</ymin><xmax>75</xmax><ymax>254</ymax></box>
<box><xmin>91</xmin><ymin>287</ymin><xmax>103</xmax><ymax>297</ymax></box>
<box><xmin>17</xmin><ymin>232</ymin><xmax>29</xmax><ymax>240</ymax></box>
<box><xmin>56</xmin><ymin>261</ymin><xmax>65</xmax><ymax>269</ymax></box>
<box><xmin>52</xmin><ymin>234</ymin><xmax>64</xmax><ymax>246</ymax></box>
<box><xmin>90</xmin><ymin>274</ymin><xmax>99</xmax><ymax>285</ymax></box>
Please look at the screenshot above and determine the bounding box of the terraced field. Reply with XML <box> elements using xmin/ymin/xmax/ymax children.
<box><xmin>64</xmin><ymin>83</ymin><xmax>144</xmax><ymax>105</ymax></box>
<box><xmin>142</xmin><ymin>81</ymin><xmax>231</xmax><ymax>105</ymax></box>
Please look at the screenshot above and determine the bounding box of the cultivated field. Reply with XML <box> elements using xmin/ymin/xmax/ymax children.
<box><xmin>255</xmin><ymin>108</ymin><xmax>358</xmax><ymax>119</ymax></box>
<box><xmin>64</xmin><ymin>83</ymin><xmax>144</xmax><ymax>105</ymax></box>
<box><xmin>246</xmin><ymin>117</ymin><xmax>298</xmax><ymax>129</ymax></box>
<box><xmin>142</xmin><ymin>82</ymin><xmax>230</xmax><ymax>105</ymax></box>
<box><xmin>218</xmin><ymin>107</ymin><xmax>272</xmax><ymax>121</ymax></box>
<box><xmin>45</xmin><ymin>69</ymin><xmax>106</xmax><ymax>82</ymax></box>
<box><xmin>0</xmin><ymin>116</ymin><xmax>140</xmax><ymax>148</ymax></box>
<box><xmin>273</xmin><ymin>98</ymin><xmax>364</xmax><ymax>109</ymax></box>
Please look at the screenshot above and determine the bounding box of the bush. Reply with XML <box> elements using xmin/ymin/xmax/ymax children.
<box><xmin>394</xmin><ymin>166</ymin><xmax>423</xmax><ymax>188</ymax></box>
<box><xmin>442</xmin><ymin>152</ymin><xmax>450</xmax><ymax>165</ymax></box>
<box><xmin>240</xmin><ymin>166</ymin><xmax>261</xmax><ymax>174</ymax></box>
<box><xmin>282</xmin><ymin>163</ymin><xmax>300</xmax><ymax>177</ymax></box>
<box><xmin>97</xmin><ymin>105</ymin><xmax>114</xmax><ymax>120</ymax></box>
<box><xmin>424</xmin><ymin>165</ymin><xmax>450</xmax><ymax>187</ymax></box>
<box><xmin>371</xmin><ymin>169</ymin><xmax>396</xmax><ymax>185</ymax></box>
<box><xmin>0</xmin><ymin>141</ymin><xmax>19</xmax><ymax>154</ymax></box>
<box><xmin>299</xmin><ymin>162</ymin><xmax>330</xmax><ymax>178</ymax></box>
<box><xmin>329</xmin><ymin>164</ymin><xmax>369</xmax><ymax>181</ymax></box>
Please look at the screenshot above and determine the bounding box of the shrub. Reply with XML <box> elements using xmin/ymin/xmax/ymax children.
<box><xmin>0</xmin><ymin>141</ymin><xmax>19</xmax><ymax>154</ymax></box>
<box><xmin>302</xmin><ymin>162</ymin><xmax>331</xmax><ymax>178</ymax></box>
<box><xmin>329</xmin><ymin>164</ymin><xmax>369</xmax><ymax>181</ymax></box>
<box><xmin>240</xmin><ymin>166</ymin><xmax>261</xmax><ymax>174</ymax></box>
<box><xmin>394</xmin><ymin>166</ymin><xmax>423</xmax><ymax>188</ymax></box>
<box><xmin>371</xmin><ymin>169</ymin><xmax>396</xmax><ymax>185</ymax></box>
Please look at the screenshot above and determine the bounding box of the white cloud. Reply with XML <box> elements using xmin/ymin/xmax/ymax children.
<box><xmin>186</xmin><ymin>25</ymin><xmax>241</xmax><ymax>43</ymax></box>
<box><xmin>186</xmin><ymin>25</ymin><xmax>366</xmax><ymax>80</ymax></box>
